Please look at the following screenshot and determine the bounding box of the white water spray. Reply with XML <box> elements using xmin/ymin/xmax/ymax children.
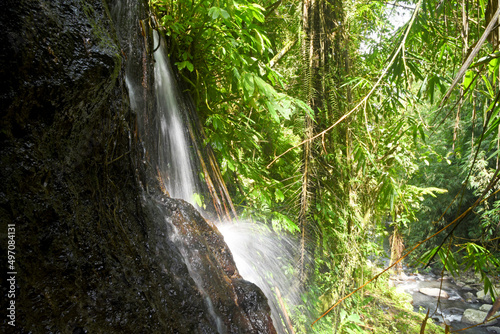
<box><xmin>218</xmin><ymin>221</ymin><xmax>308</xmax><ymax>334</ymax></box>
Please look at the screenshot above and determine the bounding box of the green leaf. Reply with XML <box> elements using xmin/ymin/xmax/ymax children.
<box><xmin>227</xmin><ymin>159</ymin><xmax>235</xmax><ymax>172</ymax></box>
<box><xmin>208</xmin><ymin>7</ymin><xmax>220</xmax><ymax>19</ymax></box>
<box><xmin>254</xmin><ymin>30</ymin><xmax>265</xmax><ymax>54</ymax></box>
<box><xmin>232</xmin><ymin>67</ymin><xmax>241</xmax><ymax>81</ymax></box>
<box><xmin>241</xmin><ymin>73</ymin><xmax>255</xmax><ymax>97</ymax></box>
<box><xmin>463</xmin><ymin>70</ymin><xmax>476</xmax><ymax>91</ymax></box>
<box><xmin>482</xmin><ymin>74</ymin><xmax>494</xmax><ymax>98</ymax></box>
<box><xmin>253</xmin><ymin>76</ymin><xmax>273</xmax><ymax>96</ymax></box>
<box><xmin>346</xmin><ymin>313</ymin><xmax>362</xmax><ymax>324</ymax></box>
<box><xmin>489</xmin><ymin>57</ymin><xmax>500</xmax><ymax>79</ymax></box>
<box><xmin>418</xmin><ymin>124</ymin><xmax>426</xmax><ymax>143</ymax></box>
<box><xmin>271</xmin><ymin>212</ymin><xmax>299</xmax><ymax>233</ymax></box>
<box><xmin>192</xmin><ymin>193</ymin><xmax>206</xmax><ymax>209</ymax></box>
<box><xmin>275</xmin><ymin>188</ymin><xmax>284</xmax><ymax>202</ymax></box>
<box><xmin>219</xmin><ymin>8</ymin><xmax>230</xmax><ymax>19</ymax></box>
<box><xmin>250</xmin><ymin>4</ymin><xmax>265</xmax><ymax>22</ymax></box>
<box><xmin>175</xmin><ymin>60</ymin><xmax>194</xmax><ymax>72</ymax></box>
<box><xmin>266</xmin><ymin>101</ymin><xmax>279</xmax><ymax>122</ymax></box>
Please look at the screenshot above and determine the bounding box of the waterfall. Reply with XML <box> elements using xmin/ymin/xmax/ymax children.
<box><xmin>113</xmin><ymin>2</ymin><xmax>228</xmax><ymax>331</ymax></box>
<box><xmin>114</xmin><ymin>1</ymin><xmax>201</xmax><ymax>207</ymax></box>
<box><xmin>152</xmin><ymin>33</ymin><xmax>200</xmax><ymax>205</ymax></box>
<box><xmin>151</xmin><ymin>32</ymin><xmax>227</xmax><ymax>331</ymax></box>
<box><xmin>145</xmin><ymin>30</ymin><xmax>307</xmax><ymax>334</ymax></box>
<box><xmin>117</xmin><ymin>9</ymin><xmax>304</xmax><ymax>330</ymax></box>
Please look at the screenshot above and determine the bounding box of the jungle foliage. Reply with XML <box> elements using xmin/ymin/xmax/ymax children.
<box><xmin>151</xmin><ymin>0</ymin><xmax>500</xmax><ymax>331</ymax></box>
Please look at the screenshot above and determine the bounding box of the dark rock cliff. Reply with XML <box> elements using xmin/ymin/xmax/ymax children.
<box><xmin>0</xmin><ymin>0</ymin><xmax>275</xmax><ymax>332</ymax></box>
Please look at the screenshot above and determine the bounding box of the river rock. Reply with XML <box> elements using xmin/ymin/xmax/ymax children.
<box><xmin>464</xmin><ymin>292</ymin><xmax>476</xmax><ymax>302</ymax></box>
<box><xmin>419</xmin><ymin>288</ymin><xmax>450</xmax><ymax>299</ymax></box>
<box><xmin>462</xmin><ymin>309</ymin><xmax>498</xmax><ymax>326</ymax></box>
<box><xmin>481</xmin><ymin>304</ymin><xmax>494</xmax><ymax>311</ymax></box>
<box><xmin>487</xmin><ymin>326</ymin><xmax>500</xmax><ymax>333</ymax></box>
<box><xmin>480</xmin><ymin>304</ymin><xmax>500</xmax><ymax>315</ymax></box>
<box><xmin>462</xmin><ymin>284</ymin><xmax>474</xmax><ymax>291</ymax></box>
<box><xmin>477</xmin><ymin>290</ymin><xmax>496</xmax><ymax>304</ymax></box>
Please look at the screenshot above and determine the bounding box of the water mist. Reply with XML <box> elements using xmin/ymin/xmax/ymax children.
<box><xmin>218</xmin><ymin>221</ymin><xmax>309</xmax><ymax>334</ymax></box>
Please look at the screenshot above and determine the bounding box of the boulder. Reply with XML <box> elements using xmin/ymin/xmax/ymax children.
<box><xmin>464</xmin><ymin>292</ymin><xmax>476</xmax><ymax>302</ymax></box>
<box><xmin>419</xmin><ymin>288</ymin><xmax>450</xmax><ymax>299</ymax></box>
<box><xmin>477</xmin><ymin>290</ymin><xmax>495</xmax><ymax>304</ymax></box>
<box><xmin>462</xmin><ymin>309</ymin><xmax>498</xmax><ymax>326</ymax></box>
<box><xmin>480</xmin><ymin>304</ymin><xmax>500</xmax><ymax>316</ymax></box>
<box><xmin>487</xmin><ymin>326</ymin><xmax>500</xmax><ymax>333</ymax></box>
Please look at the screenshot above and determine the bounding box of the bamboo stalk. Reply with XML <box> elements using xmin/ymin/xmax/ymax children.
<box><xmin>269</xmin><ymin>39</ymin><xmax>298</xmax><ymax>68</ymax></box>
<box><xmin>275</xmin><ymin>287</ymin><xmax>295</xmax><ymax>334</ymax></box>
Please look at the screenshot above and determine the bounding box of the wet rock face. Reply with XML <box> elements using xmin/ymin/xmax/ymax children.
<box><xmin>147</xmin><ymin>196</ymin><xmax>277</xmax><ymax>333</ymax></box>
<box><xmin>232</xmin><ymin>279</ymin><xmax>278</xmax><ymax>334</ymax></box>
<box><xmin>1</xmin><ymin>0</ymin><xmax>121</xmax><ymax>139</ymax></box>
<box><xmin>0</xmin><ymin>0</ymin><xmax>275</xmax><ymax>333</ymax></box>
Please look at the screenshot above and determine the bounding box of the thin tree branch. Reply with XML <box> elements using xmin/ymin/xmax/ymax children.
<box><xmin>269</xmin><ymin>38</ymin><xmax>298</xmax><ymax>68</ymax></box>
<box><xmin>440</xmin><ymin>6</ymin><xmax>500</xmax><ymax>107</ymax></box>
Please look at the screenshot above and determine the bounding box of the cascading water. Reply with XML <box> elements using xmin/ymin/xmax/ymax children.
<box><xmin>121</xmin><ymin>14</ymin><xmax>305</xmax><ymax>331</ymax></box>
<box><xmin>112</xmin><ymin>3</ymin><xmax>229</xmax><ymax>330</ymax></box>
<box><xmin>150</xmin><ymin>32</ymin><xmax>229</xmax><ymax>331</ymax></box>
<box><xmin>148</xmin><ymin>30</ymin><xmax>307</xmax><ymax>334</ymax></box>
<box><xmin>153</xmin><ymin>33</ymin><xmax>200</xmax><ymax>205</ymax></box>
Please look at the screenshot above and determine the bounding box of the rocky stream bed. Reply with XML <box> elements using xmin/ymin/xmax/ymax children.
<box><xmin>390</xmin><ymin>271</ymin><xmax>500</xmax><ymax>333</ymax></box>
